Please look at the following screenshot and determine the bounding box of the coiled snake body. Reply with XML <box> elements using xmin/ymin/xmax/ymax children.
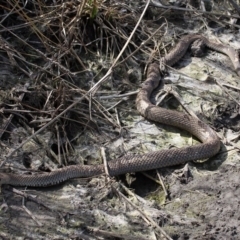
<box><xmin>1</xmin><ymin>34</ymin><xmax>240</xmax><ymax>187</ymax></box>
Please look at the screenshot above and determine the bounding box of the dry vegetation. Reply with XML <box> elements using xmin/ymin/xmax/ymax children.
<box><xmin>0</xmin><ymin>0</ymin><xmax>240</xmax><ymax>239</ymax></box>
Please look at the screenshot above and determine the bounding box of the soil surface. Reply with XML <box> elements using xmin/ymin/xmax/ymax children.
<box><xmin>1</xmin><ymin>0</ymin><xmax>240</xmax><ymax>239</ymax></box>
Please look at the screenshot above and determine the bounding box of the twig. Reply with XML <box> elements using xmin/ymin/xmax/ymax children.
<box><xmin>150</xmin><ymin>0</ymin><xmax>240</xmax><ymax>19</ymax></box>
<box><xmin>9</xmin><ymin>188</ymin><xmax>65</xmax><ymax>220</ymax></box>
<box><xmin>222</xmin><ymin>83</ymin><xmax>240</xmax><ymax>91</ymax></box>
<box><xmin>88</xmin><ymin>226</ymin><xmax>150</xmax><ymax>240</ymax></box>
<box><xmin>116</xmin><ymin>23</ymin><xmax>166</xmax><ymax>66</ymax></box>
<box><xmin>91</xmin><ymin>0</ymin><xmax>152</xmax><ymax>95</ymax></box>
<box><xmin>228</xmin><ymin>0</ymin><xmax>240</xmax><ymax>15</ymax></box>
<box><xmin>216</xmin><ymin>80</ymin><xmax>240</xmax><ymax>107</ymax></box>
<box><xmin>0</xmin><ymin>84</ymin><xmax>28</xmax><ymax>139</ymax></box>
<box><xmin>22</xmin><ymin>204</ymin><xmax>43</xmax><ymax>227</ymax></box>
<box><xmin>141</xmin><ymin>172</ymin><xmax>164</xmax><ymax>186</ymax></box>
<box><xmin>101</xmin><ymin>147</ymin><xmax>110</xmax><ymax>177</ymax></box>
<box><xmin>1</xmin><ymin>0</ymin><xmax>152</xmax><ymax>166</ymax></box>
<box><xmin>112</xmin><ymin>186</ymin><xmax>173</xmax><ymax>240</ymax></box>
<box><xmin>98</xmin><ymin>90</ymin><xmax>139</xmax><ymax>100</ymax></box>
<box><xmin>56</xmin><ymin>124</ymin><xmax>62</xmax><ymax>165</ymax></box>
<box><xmin>156</xmin><ymin>170</ymin><xmax>168</xmax><ymax>197</ymax></box>
<box><xmin>160</xmin><ymin>86</ymin><xmax>199</xmax><ymax>118</ymax></box>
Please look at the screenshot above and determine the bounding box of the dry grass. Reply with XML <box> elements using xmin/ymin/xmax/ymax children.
<box><xmin>0</xmin><ymin>0</ymin><xmax>143</xmax><ymax>81</ymax></box>
<box><xmin>0</xmin><ymin>0</ymin><xmax>154</xmax><ymax>160</ymax></box>
<box><xmin>1</xmin><ymin>1</ymin><xmax>240</xmax><ymax>239</ymax></box>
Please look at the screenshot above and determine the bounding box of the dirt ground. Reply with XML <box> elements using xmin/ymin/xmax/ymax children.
<box><xmin>1</xmin><ymin>0</ymin><xmax>240</xmax><ymax>239</ymax></box>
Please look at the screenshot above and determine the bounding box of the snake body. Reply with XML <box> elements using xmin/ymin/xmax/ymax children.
<box><xmin>1</xmin><ymin>34</ymin><xmax>239</xmax><ymax>187</ymax></box>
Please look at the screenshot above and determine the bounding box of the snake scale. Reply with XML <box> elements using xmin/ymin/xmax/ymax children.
<box><xmin>1</xmin><ymin>34</ymin><xmax>240</xmax><ymax>187</ymax></box>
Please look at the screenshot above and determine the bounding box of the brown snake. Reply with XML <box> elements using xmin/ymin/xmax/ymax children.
<box><xmin>1</xmin><ymin>34</ymin><xmax>240</xmax><ymax>187</ymax></box>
